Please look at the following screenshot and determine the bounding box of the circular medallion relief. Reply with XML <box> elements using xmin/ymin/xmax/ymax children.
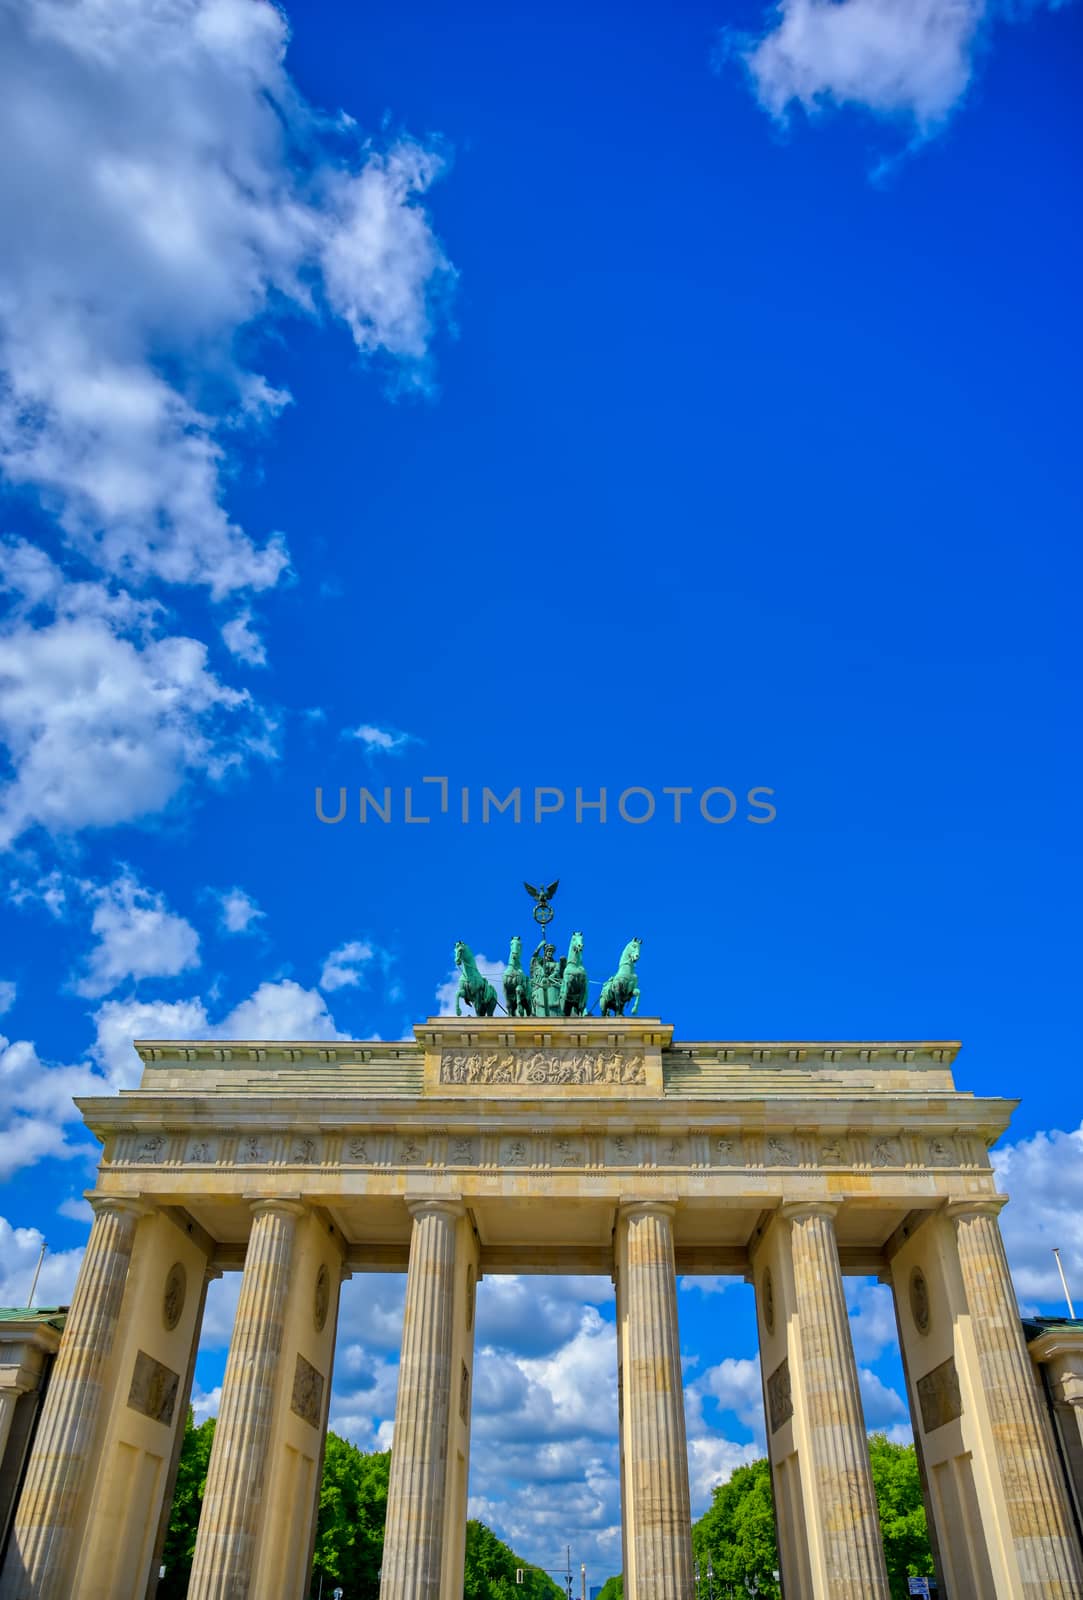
<box><xmin>466</xmin><ymin>1264</ymin><xmax>476</xmax><ymax>1331</ymax></box>
<box><xmin>910</xmin><ymin>1267</ymin><xmax>931</xmax><ymax>1335</ymax></box>
<box><xmin>314</xmin><ymin>1264</ymin><xmax>330</xmax><ymax>1333</ymax></box>
<box><xmin>163</xmin><ymin>1262</ymin><xmax>187</xmax><ymax>1332</ymax></box>
<box><xmin>762</xmin><ymin>1267</ymin><xmax>775</xmax><ymax>1335</ymax></box>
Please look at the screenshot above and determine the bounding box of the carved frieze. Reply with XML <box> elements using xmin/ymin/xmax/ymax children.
<box><xmin>766</xmin><ymin>1136</ymin><xmax>797</xmax><ymax>1167</ymax></box>
<box><xmin>767</xmin><ymin>1358</ymin><xmax>793</xmax><ymax>1433</ymax></box>
<box><xmin>439</xmin><ymin>1048</ymin><xmax>646</xmax><ymax>1087</ymax></box>
<box><xmin>290</xmin><ymin>1353</ymin><xmax>325</xmax><ymax>1429</ymax></box>
<box><xmin>127</xmin><ymin>1350</ymin><xmax>180</xmax><ymax>1426</ymax></box>
<box><xmin>916</xmin><ymin>1356</ymin><xmax>962</xmax><ymax>1433</ymax></box>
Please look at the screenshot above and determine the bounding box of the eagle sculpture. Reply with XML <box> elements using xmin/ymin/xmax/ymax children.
<box><xmin>524</xmin><ymin>880</ymin><xmax>559</xmax><ymax>907</ymax></box>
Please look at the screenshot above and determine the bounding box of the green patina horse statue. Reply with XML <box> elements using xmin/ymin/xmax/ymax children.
<box><xmin>454</xmin><ymin>940</ymin><xmax>498</xmax><ymax>1017</ymax></box>
<box><xmin>599</xmin><ymin>937</ymin><xmax>642</xmax><ymax>1017</ymax></box>
<box><xmin>503</xmin><ymin>934</ymin><xmax>531</xmax><ymax>1017</ymax></box>
<box><xmin>559</xmin><ymin>929</ymin><xmax>589</xmax><ymax>1017</ymax></box>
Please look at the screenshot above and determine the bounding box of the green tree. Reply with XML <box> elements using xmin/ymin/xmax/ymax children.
<box><xmin>687</xmin><ymin>1435</ymin><xmax>934</xmax><ymax>1600</ymax></box>
<box><xmin>158</xmin><ymin>1410</ymin><xmax>215</xmax><ymax>1599</ymax></box>
<box><xmin>692</xmin><ymin>1456</ymin><xmax>779</xmax><ymax>1594</ymax></box>
<box><xmin>462</xmin><ymin>1518</ymin><xmax>563</xmax><ymax>1599</ymax></box>
<box><xmin>595</xmin><ymin>1577</ymin><xmax>624</xmax><ymax>1600</ymax></box>
<box><xmin>163</xmin><ymin>1422</ymin><xmax>560</xmax><ymax>1599</ymax></box>
<box><xmin>868</xmin><ymin>1433</ymin><xmax>935</xmax><ymax>1598</ymax></box>
<box><xmin>310</xmin><ymin>1437</ymin><xmax>391</xmax><ymax>1598</ymax></box>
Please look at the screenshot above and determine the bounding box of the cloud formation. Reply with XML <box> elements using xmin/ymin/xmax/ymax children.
<box><xmin>731</xmin><ymin>0</ymin><xmax>1070</xmax><ymax>146</ymax></box>
<box><xmin>0</xmin><ymin>541</ymin><xmax>273</xmax><ymax>847</ymax></box>
<box><xmin>737</xmin><ymin>0</ymin><xmax>985</xmax><ymax>133</ymax></box>
<box><xmin>994</xmin><ymin>1120</ymin><xmax>1083</xmax><ymax>1311</ymax></box>
<box><xmin>75</xmin><ymin>870</ymin><xmax>200</xmax><ymax>997</ymax></box>
<box><xmin>0</xmin><ymin>0</ymin><xmax>452</xmax><ymax>597</ymax></box>
<box><xmin>217</xmin><ymin>886</ymin><xmax>265</xmax><ymax>935</ymax></box>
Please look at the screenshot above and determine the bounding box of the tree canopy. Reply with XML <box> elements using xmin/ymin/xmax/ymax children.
<box><xmin>688</xmin><ymin>1434</ymin><xmax>933</xmax><ymax>1600</ymax></box>
<box><xmin>161</xmin><ymin>1412</ymin><xmax>562</xmax><ymax>1598</ymax></box>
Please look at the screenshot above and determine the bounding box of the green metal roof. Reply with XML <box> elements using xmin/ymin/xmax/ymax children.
<box><xmin>0</xmin><ymin>1307</ymin><xmax>68</xmax><ymax>1330</ymax></box>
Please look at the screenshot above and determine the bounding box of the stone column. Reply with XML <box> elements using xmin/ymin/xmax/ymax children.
<box><xmin>380</xmin><ymin>1199</ymin><xmax>463</xmax><ymax>1600</ymax></box>
<box><xmin>617</xmin><ymin>1201</ymin><xmax>694</xmax><ymax>1600</ymax></box>
<box><xmin>187</xmin><ymin>1199</ymin><xmax>305</xmax><ymax>1600</ymax></box>
<box><xmin>0</xmin><ymin>1394</ymin><xmax>17</xmax><ymax>1467</ymax></box>
<box><xmin>0</xmin><ymin>1196</ymin><xmax>147</xmax><ymax>1600</ymax></box>
<box><xmin>949</xmin><ymin>1200</ymin><xmax>1083</xmax><ymax>1590</ymax></box>
<box><xmin>781</xmin><ymin>1202</ymin><xmax>890</xmax><ymax>1599</ymax></box>
<box><xmin>144</xmin><ymin>1264</ymin><xmax>220</xmax><ymax>1600</ymax></box>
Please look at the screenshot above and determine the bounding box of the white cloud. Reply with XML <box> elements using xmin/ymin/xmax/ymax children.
<box><xmin>0</xmin><ymin>980</ymin><xmax>14</xmax><ymax>1016</ymax></box>
<box><xmin>476</xmin><ymin>1274</ymin><xmax>614</xmax><ymax>1357</ymax></box>
<box><xmin>0</xmin><ymin>1032</ymin><xmax>104</xmax><ymax>1179</ymax></box>
<box><xmin>7</xmin><ymin>867</ymin><xmax>68</xmax><ymax>919</ymax></box>
<box><xmin>0</xmin><ymin>549</ymin><xmax>274</xmax><ymax>848</ymax></box>
<box><xmin>0</xmin><ymin>1216</ymin><xmax>86</xmax><ymax>1306</ymax></box>
<box><xmin>222</xmin><ymin>979</ymin><xmax>348</xmax><ymax>1041</ymax></box>
<box><xmin>686</xmin><ymin>1435</ymin><xmax>762</xmax><ymax>1513</ymax></box>
<box><xmin>336</xmin><ymin>1273</ymin><xmax>408</xmax><ymax>1352</ymax></box>
<box><xmin>695</xmin><ymin>1354</ymin><xmax>765</xmax><ymax>1434</ymax></box>
<box><xmin>75</xmin><ymin>869</ymin><xmax>200</xmax><ymax>997</ymax></box>
<box><xmin>319</xmin><ymin>940</ymin><xmax>375</xmax><ymax>992</ymax></box>
<box><xmin>736</xmin><ymin>0</ymin><xmax>986</xmax><ymax>133</ymax></box>
<box><xmin>342</xmin><ymin>723</ymin><xmax>414</xmax><ymax>754</ymax></box>
<box><xmin>190</xmin><ymin>1382</ymin><xmax>222</xmax><ymax>1425</ymax></box>
<box><xmin>199</xmin><ymin>1273</ymin><xmax>241</xmax><ymax>1350</ymax></box>
<box><xmin>680</xmin><ymin>1274</ymin><xmax>739</xmax><ymax>1297</ymax></box>
<box><xmin>91</xmin><ymin>978</ymin><xmax>348</xmax><ymax>1086</ymax></box>
<box><xmin>220</xmin><ymin>610</ymin><xmax>267</xmax><ymax>667</ymax></box>
<box><xmin>435</xmin><ymin>953</ymin><xmax>505</xmax><ymax>1016</ymax></box>
<box><xmin>0</xmin><ymin>0</ymin><xmax>452</xmax><ymax>598</ymax></box>
<box><xmin>858</xmin><ymin>1365</ymin><xmax>908</xmax><ymax>1426</ymax></box>
<box><xmin>217</xmin><ymin>886</ymin><xmax>265</xmax><ymax>935</ymax></box>
<box><xmin>846</xmin><ymin>1278</ymin><xmax>899</xmax><ymax>1362</ymax></box>
<box><xmin>994</xmin><ymin>1120</ymin><xmax>1083</xmax><ymax>1312</ymax></box>
<box><xmin>91</xmin><ymin>995</ymin><xmax>211</xmax><ymax>1087</ymax></box>
<box><xmin>57</xmin><ymin>1196</ymin><xmax>94</xmax><ymax>1223</ymax></box>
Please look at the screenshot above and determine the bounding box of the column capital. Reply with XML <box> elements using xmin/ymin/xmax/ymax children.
<box><xmin>618</xmin><ymin>1198</ymin><xmax>678</xmax><ymax>1222</ymax></box>
<box><xmin>945</xmin><ymin>1195</ymin><xmax>1008</xmax><ymax>1222</ymax></box>
<box><xmin>405</xmin><ymin>1196</ymin><xmax>465</xmax><ymax>1222</ymax></box>
<box><xmin>247</xmin><ymin>1197</ymin><xmax>307</xmax><ymax>1221</ymax></box>
<box><xmin>87</xmin><ymin>1193</ymin><xmax>153</xmax><ymax>1221</ymax></box>
<box><xmin>779</xmin><ymin>1199</ymin><xmax>844</xmax><ymax>1224</ymax></box>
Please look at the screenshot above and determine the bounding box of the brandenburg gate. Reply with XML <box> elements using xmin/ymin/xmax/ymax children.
<box><xmin>2</xmin><ymin>1017</ymin><xmax>1081</xmax><ymax>1599</ymax></box>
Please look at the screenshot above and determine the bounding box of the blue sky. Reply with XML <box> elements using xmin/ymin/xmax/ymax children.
<box><xmin>0</xmin><ymin>0</ymin><xmax>1080</xmax><ymax>1581</ymax></box>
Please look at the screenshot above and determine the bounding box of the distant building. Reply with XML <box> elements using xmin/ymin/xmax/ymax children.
<box><xmin>1023</xmin><ymin>1315</ymin><xmax>1083</xmax><ymax>1545</ymax></box>
<box><xmin>0</xmin><ymin>1308</ymin><xmax>67</xmax><ymax>1565</ymax></box>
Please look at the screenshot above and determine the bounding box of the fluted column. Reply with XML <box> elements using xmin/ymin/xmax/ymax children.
<box><xmin>380</xmin><ymin>1199</ymin><xmax>463</xmax><ymax>1600</ymax></box>
<box><xmin>949</xmin><ymin>1199</ymin><xmax>1083</xmax><ymax>1591</ymax></box>
<box><xmin>0</xmin><ymin>1392</ymin><xmax>18</xmax><ymax>1466</ymax></box>
<box><xmin>0</xmin><ymin>1195</ymin><xmax>147</xmax><ymax>1600</ymax></box>
<box><xmin>188</xmin><ymin>1199</ymin><xmax>305</xmax><ymax>1600</ymax></box>
<box><xmin>619</xmin><ymin>1201</ymin><xmax>694</xmax><ymax>1600</ymax></box>
<box><xmin>144</xmin><ymin>1264</ymin><xmax>220</xmax><ymax>1600</ymax></box>
<box><xmin>782</xmin><ymin>1201</ymin><xmax>890</xmax><ymax>1598</ymax></box>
